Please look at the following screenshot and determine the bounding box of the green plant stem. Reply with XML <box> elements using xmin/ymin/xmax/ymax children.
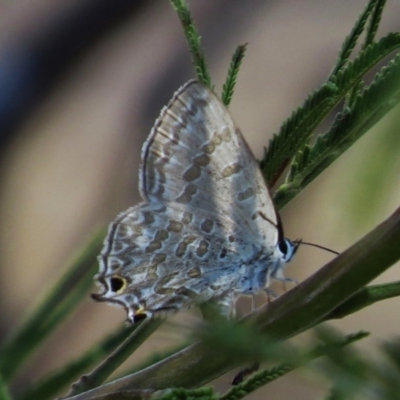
<box><xmin>0</xmin><ymin>229</ymin><xmax>105</xmax><ymax>382</ymax></box>
<box><xmin>62</xmin><ymin>206</ymin><xmax>400</xmax><ymax>399</ymax></box>
<box><xmin>16</xmin><ymin>325</ymin><xmax>137</xmax><ymax>400</ymax></box>
<box><xmin>327</xmin><ymin>281</ymin><xmax>400</xmax><ymax>319</ymax></box>
<box><xmin>251</xmin><ymin>206</ymin><xmax>400</xmax><ymax>335</ymax></box>
<box><xmin>65</xmin><ymin>318</ymin><xmax>163</xmax><ymax>398</ymax></box>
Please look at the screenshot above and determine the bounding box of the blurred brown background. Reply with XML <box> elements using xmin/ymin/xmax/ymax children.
<box><xmin>0</xmin><ymin>1</ymin><xmax>400</xmax><ymax>399</ymax></box>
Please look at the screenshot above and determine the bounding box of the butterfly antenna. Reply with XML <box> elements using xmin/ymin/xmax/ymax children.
<box><xmin>293</xmin><ymin>239</ymin><xmax>339</xmax><ymax>256</ymax></box>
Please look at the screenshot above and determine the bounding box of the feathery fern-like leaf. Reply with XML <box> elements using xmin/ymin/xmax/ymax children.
<box><xmin>222</xmin><ymin>44</ymin><xmax>247</xmax><ymax>107</ymax></box>
<box><xmin>275</xmin><ymin>51</ymin><xmax>400</xmax><ymax>208</ymax></box>
<box><xmin>260</xmin><ymin>82</ymin><xmax>338</xmax><ymax>186</ymax></box>
<box><xmin>262</xmin><ymin>24</ymin><xmax>400</xmax><ymax>192</ymax></box>
<box><xmin>262</xmin><ymin>32</ymin><xmax>400</xmax><ymax>192</ymax></box>
<box><xmin>155</xmin><ymin>387</ymin><xmax>217</xmax><ymax>400</ymax></box>
<box><xmin>330</xmin><ymin>0</ymin><xmax>377</xmax><ymax>77</ymax></box>
<box><xmin>364</xmin><ymin>0</ymin><xmax>386</xmax><ymax>47</ymax></box>
<box><xmin>169</xmin><ymin>0</ymin><xmax>212</xmax><ymax>87</ymax></box>
<box><xmin>220</xmin><ymin>330</ymin><xmax>368</xmax><ymax>400</ymax></box>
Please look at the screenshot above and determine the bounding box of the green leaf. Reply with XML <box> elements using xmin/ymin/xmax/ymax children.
<box><xmin>330</xmin><ymin>0</ymin><xmax>377</xmax><ymax>77</ymax></box>
<box><xmin>274</xmin><ymin>49</ymin><xmax>400</xmax><ymax>208</ymax></box>
<box><xmin>221</xmin><ymin>44</ymin><xmax>247</xmax><ymax>107</ymax></box>
<box><xmin>260</xmin><ymin>82</ymin><xmax>338</xmax><ymax>186</ymax></box>
<box><xmin>169</xmin><ymin>0</ymin><xmax>211</xmax><ymax>87</ymax></box>
<box><xmin>220</xmin><ymin>330</ymin><xmax>368</xmax><ymax>400</ymax></box>
<box><xmin>263</xmin><ymin>31</ymin><xmax>400</xmax><ymax>191</ymax></box>
<box><xmin>364</xmin><ymin>0</ymin><xmax>386</xmax><ymax>47</ymax></box>
<box><xmin>154</xmin><ymin>387</ymin><xmax>217</xmax><ymax>400</ymax></box>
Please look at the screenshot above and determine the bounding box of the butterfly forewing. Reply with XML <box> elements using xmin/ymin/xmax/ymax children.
<box><xmin>140</xmin><ymin>80</ymin><xmax>278</xmax><ymax>246</ymax></box>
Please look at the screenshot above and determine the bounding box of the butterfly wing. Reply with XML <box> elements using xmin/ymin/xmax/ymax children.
<box><xmin>93</xmin><ymin>81</ymin><xmax>283</xmax><ymax>321</ymax></box>
<box><xmin>140</xmin><ymin>80</ymin><xmax>279</xmax><ymax>248</ymax></box>
<box><xmin>94</xmin><ymin>201</ymin><xmax>251</xmax><ymax>321</ymax></box>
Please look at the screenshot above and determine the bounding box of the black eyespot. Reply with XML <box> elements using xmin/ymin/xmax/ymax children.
<box><xmin>110</xmin><ymin>276</ymin><xmax>125</xmax><ymax>292</ymax></box>
<box><xmin>133</xmin><ymin>313</ymin><xmax>147</xmax><ymax>323</ymax></box>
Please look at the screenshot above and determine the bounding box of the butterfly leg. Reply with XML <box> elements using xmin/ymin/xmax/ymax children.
<box><xmin>264</xmin><ymin>287</ymin><xmax>278</xmax><ymax>303</ymax></box>
<box><xmin>217</xmin><ymin>292</ymin><xmax>237</xmax><ymax>319</ymax></box>
<box><xmin>271</xmin><ymin>266</ymin><xmax>298</xmax><ymax>292</ymax></box>
<box><xmin>250</xmin><ymin>294</ymin><xmax>256</xmax><ymax>312</ymax></box>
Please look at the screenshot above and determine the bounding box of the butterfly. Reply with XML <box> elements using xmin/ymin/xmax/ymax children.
<box><xmin>92</xmin><ymin>80</ymin><xmax>298</xmax><ymax>323</ymax></box>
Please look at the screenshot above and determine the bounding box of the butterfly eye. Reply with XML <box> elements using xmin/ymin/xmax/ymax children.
<box><xmin>108</xmin><ymin>276</ymin><xmax>127</xmax><ymax>293</ymax></box>
<box><xmin>280</xmin><ymin>239</ymin><xmax>298</xmax><ymax>263</ymax></box>
<box><xmin>278</xmin><ymin>239</ymin><xmax>288</xmax><ymax>255</ymax></box>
